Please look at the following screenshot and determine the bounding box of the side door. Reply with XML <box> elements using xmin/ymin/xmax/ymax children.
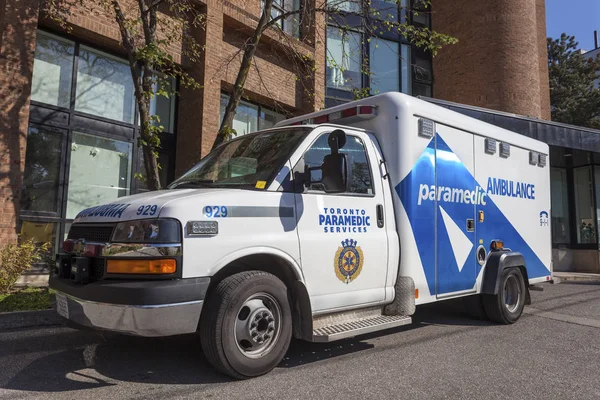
<box><xmin>294</xmin><ymin>129</ymin><xmax>389</xmax><ymax>313</ymax></box>
<box><xmin>435</xmin><ymin>125</ymin><xmax>478</xmax><ymax>297</ymax></box>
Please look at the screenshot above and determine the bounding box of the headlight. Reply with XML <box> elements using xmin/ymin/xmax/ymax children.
<box><xmin>111</xmin><ymin>219</ymin><xmax>182</xmax><ymax>243</ymax></box>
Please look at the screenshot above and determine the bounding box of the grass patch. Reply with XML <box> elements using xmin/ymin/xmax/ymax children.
<box><xmin>0</xmin><ymin>287</ymin><xmax>56</xmax><ymax>312</ymax></box>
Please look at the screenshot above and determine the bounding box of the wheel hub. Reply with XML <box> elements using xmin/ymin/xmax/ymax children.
<box><xmin>249</xmin><ymin>309</ymin><xmax>275</xmax><ymax>344</ymax></box>
<box><xmin>234</xmin><ymin>293</ymin><xmax>282</xmax><ymax>359</ymax></box>
<box><xmin>504</xmin><ymin>274</ymin><xmax>521</xmax><ymax>313</ymax></box>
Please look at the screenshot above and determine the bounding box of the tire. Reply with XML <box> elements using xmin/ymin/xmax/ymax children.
<box><xmin>200</xmin><ymin>271</ymin><xmax>292</xmax><ymax>379</ymax></box>
<box><xmin>483</xmin><ymin>268</ymin><xmax>526</xmax><ymax>324</ymax></box>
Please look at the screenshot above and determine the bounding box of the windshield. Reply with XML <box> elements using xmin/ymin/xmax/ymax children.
<box><xmin>169</xmin><ymin>128</ymin><xmax>311</xmax><ymax>189</ymax></box>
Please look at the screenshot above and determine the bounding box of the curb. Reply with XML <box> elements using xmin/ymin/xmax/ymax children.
<box><xmin>0</xmin><ymin>309</ymin><xmax>65</xmax><ymax>331</ymax></box>
<box><xmin>554</xmin><ymin>275</ymin><xmax>600</xmax><ymax>284</ymax></box>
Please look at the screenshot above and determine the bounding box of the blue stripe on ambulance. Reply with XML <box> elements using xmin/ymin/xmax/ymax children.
<box><xmin>396</xmin><ymin>134</ymin><xmax>550</xmax><ymax>295</ymax></box>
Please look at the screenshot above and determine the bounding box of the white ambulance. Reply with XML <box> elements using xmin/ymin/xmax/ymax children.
<box><xmin>50</xmin><ymin>93</ymin><xmax>552</xmax><ymax>379</ymax></box>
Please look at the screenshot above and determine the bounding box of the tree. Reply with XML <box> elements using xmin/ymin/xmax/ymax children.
<box><xmin>44</xmin><ymin>0</ymin><xmax>203</xmax><ymax>190</ymax></box>
<box><xmin>548</xmin><ymin>33</ymin><xmax>600</xmax><ymax>129</ymax></box>
<box><xmin>213</xmin><ymin>0</ymin><xmax>457</xmax><ymax>149</ymax></box>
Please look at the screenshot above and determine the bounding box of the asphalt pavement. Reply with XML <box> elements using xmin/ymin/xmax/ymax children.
<box><xmin>1</xmin><ymin>282</ymin><xmax>600</xmax><ymax>400</ymax></box>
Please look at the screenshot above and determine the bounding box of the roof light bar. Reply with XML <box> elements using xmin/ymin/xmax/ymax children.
<box><xmin>285</xmin><ymin>105</ymin><xmax>378</xmax><ymax>127</ymax></box>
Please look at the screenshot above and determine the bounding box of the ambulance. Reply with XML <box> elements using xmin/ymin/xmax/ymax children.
<box><xmin>49</xmin><ymin>93</ymin><xmax>552</xmax><ymax>379</ymax></box>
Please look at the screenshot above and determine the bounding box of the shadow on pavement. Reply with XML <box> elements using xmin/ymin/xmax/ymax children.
<box><xmin>279</xmin><ymin>297</ymin><xmax>492</xmax><ymax>368</ymax></box>
<box><xmin>3</xmin><ymin>297</ymin><xmax>489</xmax><ymax>392</ymax></box>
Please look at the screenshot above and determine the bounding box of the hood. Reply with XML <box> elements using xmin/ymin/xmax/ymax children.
<box><xmin>73</xmin><ymin>188</ymin><xmax>233</xmax><ymax>223</ymax></box>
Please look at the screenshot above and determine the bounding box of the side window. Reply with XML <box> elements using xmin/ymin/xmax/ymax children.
<box><xmin>303</xmin><ymin>134</ymin><xmax>374</xmax><ymax>194</ymax></box>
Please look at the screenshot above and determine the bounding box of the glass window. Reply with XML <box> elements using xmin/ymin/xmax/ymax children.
<box><xmin>414</xmin><ymin>49</ymin><xmax>432</xmax><ymax>83</ymax></box>
<box><xmin>220</xmin><ymin>94</ymin><xmax>260</xmax><ymax>136</ymax></box>
<box><xmin>412</xmin><ymin>0</ymin><xmax>430</xmax><ymax>26</ymax></box>
<box><xmin>170</xmin><ymin>128</ymin><xmax>310</xmax><ymax>189</ymax></box>
<box><xmin>369</xmin><ymin>37</ymin><xmax>400</xmax><ymax>94</ymax></box>
<box><xmin>263</xmin><ymin>0</ymin><xmax>300</xmax><ymax>37</ymax></box>
<box><xmin>551</xmin><ymin>168</ymin><xmax>570</xmax><ymax>244</ymax></box>
<box><xmin>75</xmin><ymin>46</ymin><xmax>135</xmax><ymax>123</ymax></box>
<box><xmin>371</xmin><ymin>0</ymin><xmax>399</xmax><ymax>21</ymax></box>
<box><xmin>550</xmin><ymin>146</ymin><xmax>568</xmax><ymax>168</ymax></box>
<box><xmin>326</xmin><ymin>27</ymin><xmax>363</xmax><ymax>91</ymax></box>
<box><xmin>31</xmin><ymin>31</ymin><xmax>75</xmax><ymax>108</ymax></box>
<box><xmin>19</xmin><ymin>221</ymin><xmax>59</xmax><ymax>257</ymax></box>
<box><xmin>66</xmin><ymin>132</ymin><xmax>132</xmax><ymax>219</ymax></box>
<box><xmin>260</xmin><ymin>108</ymin><xmax>286</xmax><ymax>130</ymax></box>
<box><xmin>21</xmin><ymin>127</ymin><xmax>63</xmax><ymax>213</ymax></box>
<box><xmin>327</xmin><ymin>0</ymin><xmax>361</xmax><ymax>12</ymax></box>
<box><xmin>401</xmin><ymin>44</ymin><xmax>412</xmax><ymax>94</ymax></box>
<box><xmin>412</xmin><ymin>82</ymin><xmax>432</xmax><ymax>97</ymax></box>
<box><xmin>303</xmin><ymin>134</ymin><xmax>374</xmax><ymax>194</ymax></box>
<box><xmin>150</xmin><ymin>76</ymin><xmax>176</xmax><ymax>133</ymax></box>
<box><xmin>574</xmin><ymin>166</ymin><xmax>596</xmax><ymax>244</ymax></box>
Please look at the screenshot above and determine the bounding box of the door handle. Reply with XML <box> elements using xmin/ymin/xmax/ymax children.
<box><xmin>377</xmin><ymin>204</ymin><xmax>384</xmax><ymax>228</ymax></box>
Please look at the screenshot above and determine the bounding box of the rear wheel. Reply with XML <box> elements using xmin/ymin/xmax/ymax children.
<box><xmin>483</xmin><ymin>268</ymin><xmax>526</xmax><ymax>324</ymax></box>
<box><xmin>200</xmin><ymin>271</ymin><xmax>292</xmax><ymax>379</ymax></box>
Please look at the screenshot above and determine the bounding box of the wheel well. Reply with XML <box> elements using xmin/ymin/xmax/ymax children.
<box><xmin>206</xmin><ymin>254</ymin><xmax>313</xmax><ymax>340</ymax></box>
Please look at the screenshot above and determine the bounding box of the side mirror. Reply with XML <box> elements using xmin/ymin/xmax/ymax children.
<box><xmin>304</xmin><ymin>129</ymin><xmax>348</xmax><ymax>193</ymax></box>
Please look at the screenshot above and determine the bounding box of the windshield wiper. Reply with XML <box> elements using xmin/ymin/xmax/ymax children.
<box><xmin>170</xmin><ymin>179</ymin><xmax>216</xmax><ymax>188</ymax></box>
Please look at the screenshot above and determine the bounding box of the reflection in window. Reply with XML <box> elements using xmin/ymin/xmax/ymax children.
<box><xmin>220</xmin><ymin>94</ymin><xmax>286</xmax><ymax>136</ymax></box>
<box><xmin>370</xmin><ymin>0</ymin><xmax>399</xmax><ymax>21</ymax></box>
<box><xmin>20</xmin><ymin>221</ymin><xmax>58</xmax><ymax>257</ymax></box>
<box><xmin>327</xmin><ymin>0</ymin><xmax>361</xmax><ymax>13</ymax></box>
<box><xmin>303</xmin><ymin>134</ymin><xmax>373</xmax><ymax>194</ymax></box>
<box><xmin>75</xmin><ymin>46</ymin><xmax>135</xmax><ymax>123</ymax></box>
<box><xmin>551</xmin><ymin>168</ymin><xmax>570</xmax><ymax>243</ymax></box>
<box><xmin>66</xmin><ymin>132</ymin><xmax>132</xmax><ymax>219</ymax></box>
<box><xmin>260</xmin><ymin>108</ymin><xmax>286</xmax><ymax>130</ymax></box>
<box><xmin>31</xmin><ymin>31</ymin><xmax>74</xmax><ymax>108</ymax></box>
<box><xmin>326</xmin><ymin>27</ymin><xmax>362</xmax><ymax>91</ymax></box>
<box><xmin>21</xmin><ymin>127</ymin><xmax>63</xmax><ymax>213</ymax></box>
<box><xmin>265</xmin><ymin>0</ymin><xmax>301</xmax><ymax>37</ymax></box>
<box><xmin>401</xmin><ymin>44</ymin><xmax>412</xmax><ymax>94</ymax></box>
<box><xmin>369</xmin><ymin>37</ymin><xmax>399</xmax><ymax>94</ymax></box>
<box><xmin>574</xmin><ymin>166</ymin><xmax>596</xmax><ymax>244</ymax></box>
<box><xmin>150</xmin><ymin>76</ymin><xmax>176</xmax><ymax>133</ymax></box>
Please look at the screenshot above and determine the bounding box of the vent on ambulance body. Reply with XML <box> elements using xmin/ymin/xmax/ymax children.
<box><xmin>288</xmin><ymin>105</ymin><xmax>378</xmax><ymax>126</ymax></box>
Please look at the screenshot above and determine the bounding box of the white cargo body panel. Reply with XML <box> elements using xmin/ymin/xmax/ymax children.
<box><xmin>278</xmin><ymin>93</ymin><xmax>552</xmax><ymax>305</ymax></box>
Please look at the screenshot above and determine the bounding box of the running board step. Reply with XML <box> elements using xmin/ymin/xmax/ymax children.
<box><xmin>312</xmin><ymin>315</ymin><xmax>412</xmax><ymax>343</ymax></box>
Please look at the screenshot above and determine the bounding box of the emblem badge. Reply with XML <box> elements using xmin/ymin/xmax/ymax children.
<box><xmin>334</xmin><ymin>239</ymin><xmax>364</xmax><ymax>284</ymax></box>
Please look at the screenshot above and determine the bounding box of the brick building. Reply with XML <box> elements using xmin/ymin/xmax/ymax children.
<box><xmin>4</xmin><ymin>0</ymin><xmax>599</xmax><ymax>273</ymax></box>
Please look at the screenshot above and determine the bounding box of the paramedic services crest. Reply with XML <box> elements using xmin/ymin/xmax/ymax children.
<box><xmin>335</xmin><ymin>239</ymin><xmax>364</xmax><ymax>284</ymax></box>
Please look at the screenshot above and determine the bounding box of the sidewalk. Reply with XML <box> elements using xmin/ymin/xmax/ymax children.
<box><xmin>553</xmin><ymin>272</ymin><xmax>600</xmax><ymax>283</ymax></box>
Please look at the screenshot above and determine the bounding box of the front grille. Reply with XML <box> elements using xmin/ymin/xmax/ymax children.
<box><xmin>90</xmin><ymin>258</ymin><xmax>105</xmax><ymax>281</ymax></box>
<box><xmin>67</xmin><ymin>225</ymin><xmax>114</xmax><ymax>243</ymax></box>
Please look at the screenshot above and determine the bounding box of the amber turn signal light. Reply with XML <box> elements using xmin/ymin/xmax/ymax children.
<box><xmin>490</xmin><ymin>240</ymin><xmax>504</xmax><ymax>251</ymax></box>
<box><xmin>107</xmin><ymin>259</ymin><xmax>176</xmax><ymax>274</ymax></box>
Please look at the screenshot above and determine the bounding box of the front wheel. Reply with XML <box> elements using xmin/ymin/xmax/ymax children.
<box><xmin>483</xmin><ymin>268</ymin><xmax>526</xmax><ymax>324</ymax></box>
<box><xmin>200</xmin><ymin>271</ymin><xmax>292</xmax><ymax>379</ymax></box>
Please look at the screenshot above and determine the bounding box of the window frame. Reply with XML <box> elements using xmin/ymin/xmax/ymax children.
<box><xmin>324</xmin><ymin>0</ymin><xmax>432</xmax><ymax>104</ymax></box>
<box><xmin>294</xmin><ymin>131</ymin><xmax>376</xmax><ymax>198</ymax></box>
<box><xmin>24</xmin><ymin>28</ymin><xmax>179</xmax><ymax>251</ymax></box>
<box><xmin>220</xmin><ymin>92</ymin><xmax>288</xmax><ymax>134</ymax></box>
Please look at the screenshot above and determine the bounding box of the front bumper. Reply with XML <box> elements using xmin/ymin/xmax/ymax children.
<box><xmin>49</xmin><ymin>274</ymin><xmax>210</xmax><ymax>337</ymax></box>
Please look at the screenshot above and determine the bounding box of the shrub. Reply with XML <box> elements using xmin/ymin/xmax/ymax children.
<box><xmin>0</xmin><ymin>238</ymin><xmax>50</xmax><ymax>294</ymax></box>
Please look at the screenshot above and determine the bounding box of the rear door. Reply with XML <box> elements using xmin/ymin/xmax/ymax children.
<box><xmin>294</xmin><ymin>129</ymin><xmax>389</xmax><ymax>312</ymax></box>
<box><xmin>435</xmin><ymin>125</ymin><xmax>478</xmax><ymax>297</ymax></box>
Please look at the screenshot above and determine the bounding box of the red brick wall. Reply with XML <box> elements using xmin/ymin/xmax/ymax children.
<box><xmin>432</xmin><ymin>0</ymin><xmax>551</xmax><ymax>120</ymax></box>
<box><xmin>175</xmin><ymin>0</ymin><xmax>325</xmax><ymax>174</ymax></box>
<box><xmin>0</xmin><ymin>0</ymin><xmax>326</xmax><ymax>246</ymax></box>
<box><xmin>0</xmin><ymin>0</ymin><xmax>41</xmax><ymax>246</ymax></box>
